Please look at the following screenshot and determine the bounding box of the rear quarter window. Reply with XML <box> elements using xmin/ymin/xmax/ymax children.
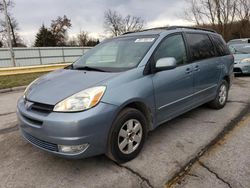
<box><xmin>210</xmin><ymin>35</ymin><xmax>230</xmax><ymax>56</ymax></box>
<box><xmin>186</xmin><ymin>33</ymin><xmax>216</xmax><ymax>61</ymax></box>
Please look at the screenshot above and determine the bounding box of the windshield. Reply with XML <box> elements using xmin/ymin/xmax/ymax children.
<box><xmin>73</xmin><ymin>36</ymin><xmax>157</xmax><ymax>72</ymax></box>
<box><xmin>229</xmin><ymin>44</ymin><xmax>250</xmax><ymax>54</ymax></box>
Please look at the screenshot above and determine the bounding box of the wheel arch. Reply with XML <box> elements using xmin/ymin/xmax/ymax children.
<box><xmin>223</xmin><ymin>75</ymin><xmax>230</xmax><ymax>85</ymax></box>
<box><xmin>105</xmin><ymin>99</ymin><xmax>155</xmax><ymax>161</ymax></box>
<box><xmin>123</xmin><ymin>101</ymin><xmax>154</xmax><ymax>131</ymax></box>
<box><xmin>113</xmin><ymin>99</ymin><xmax>155</xmax><ymax>132</ymax></box>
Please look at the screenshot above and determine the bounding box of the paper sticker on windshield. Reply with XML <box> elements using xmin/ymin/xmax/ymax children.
<box><xmin>135</xmin><ymin>38</ymin><xmax>155</xmax><ymax>43</ymax></box>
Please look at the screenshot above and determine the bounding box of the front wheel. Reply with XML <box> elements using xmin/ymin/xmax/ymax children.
<box><xmin>106</xmin><ymin>108</ymin><xmax>148</xmax><ymax>163</ymax></box>
<box><xmin>208</xmin><ymin>80</ymin><xmax>229</xmax><ymax>109</ymax></box>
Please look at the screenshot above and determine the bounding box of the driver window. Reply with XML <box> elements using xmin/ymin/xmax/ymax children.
<box><xmin>154</xmin><ymin>34</ymin><xmax>187</xmax><ymax>66</ymax></box>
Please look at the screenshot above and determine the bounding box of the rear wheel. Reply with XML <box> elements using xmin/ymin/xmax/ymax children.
<box><xmin>106</xmin><ymin>108</ymin><xmax>148</xmax><ymax>163</ymax></box>
<box><xmin>208</xmin><ymin>80</ymin><xmax>229</xmax><ymax>109</ymax></box>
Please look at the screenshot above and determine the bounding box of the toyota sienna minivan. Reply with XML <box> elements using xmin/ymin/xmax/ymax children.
<box><xmin>17</xmin><ymin>26</ymin><xmax>234</xmax><ymax>163</ymax></box>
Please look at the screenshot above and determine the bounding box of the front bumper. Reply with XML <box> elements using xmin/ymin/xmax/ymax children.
<box><xmin>234</xmin><ymin>64</ymin><xmax>250</xmax><ymax>74</ymax></box>
<box><xmin>17</xmin><ymin>97</ymin><xmax>118</xmax><ymax>159</ymax></box>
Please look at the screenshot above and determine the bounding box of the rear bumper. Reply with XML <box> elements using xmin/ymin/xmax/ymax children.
<box><xmin>17</xmin><ymin>97</ymin><xmax>118</xmax><ymax>159</ymax></box>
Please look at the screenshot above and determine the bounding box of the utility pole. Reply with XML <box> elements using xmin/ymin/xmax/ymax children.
<box><xmin>3</xmin><ymin>0</ymin><xmax>16</xmax><ymax>67</ymax></box>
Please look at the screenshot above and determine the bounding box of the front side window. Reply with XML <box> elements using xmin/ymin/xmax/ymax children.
<box><xmin>186</xmin><ymin>33</ymin><xmax>216</xmax><ymax>61</ymax></box>
<box><xmin>153</xmin><ymin>34</ymin><xmax>187</xmax><ymax>66</ymax></box>
<box><xmin>73</xmin><ymin>36</ymin><xmax>157</xmax><ymax>71</ymax></box>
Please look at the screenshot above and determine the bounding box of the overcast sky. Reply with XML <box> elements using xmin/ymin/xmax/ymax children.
<box><xmin>12</xmin><ymin>0</ymin><xmax>191</xmax><ymax>46</ymax></box>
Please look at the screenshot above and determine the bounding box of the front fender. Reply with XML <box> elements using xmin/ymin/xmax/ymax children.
<box><xmin>101</xmin><ymin>69</ymin><xmax>156</xmax><ymax>129</ymax></box>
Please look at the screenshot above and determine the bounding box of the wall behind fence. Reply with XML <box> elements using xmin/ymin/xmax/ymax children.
<box><xmin>0</xmin><ymin>47</ymin><xmax>92</xmax><ymax>67</ymax></box>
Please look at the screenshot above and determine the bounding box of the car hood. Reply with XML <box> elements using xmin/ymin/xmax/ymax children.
<box><xmin>26</xmin><ymin>69</ymin><xmax>120</xmax><ymax>105</ymax></box>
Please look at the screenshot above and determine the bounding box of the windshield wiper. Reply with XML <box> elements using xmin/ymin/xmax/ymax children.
<box><xmin>72</xmin><ymin>65</ymin><xmax>107</xmax><ymax>72</ymax></box>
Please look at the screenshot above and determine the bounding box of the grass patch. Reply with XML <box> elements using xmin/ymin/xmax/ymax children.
<box><xmin>0</xmin><ymin>72</ymin><xmax>48</xmax><ymax>90</ymax></box>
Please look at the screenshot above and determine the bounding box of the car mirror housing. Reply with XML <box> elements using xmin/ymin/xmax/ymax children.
<box><xmin>155</xmin><ymin>57</ymin><xmax>177</xmax><ymax>72</ymax></box>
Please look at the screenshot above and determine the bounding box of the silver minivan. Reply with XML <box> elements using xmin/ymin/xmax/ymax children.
<box><xmin>228</xmin><ymin>39</ymin><xmax>250</xmax><ymax>74</ymax></box>
<box><xmin>17</xmin><ymin>26</ymin><xmax>234</xmax><ymax>163</ymax></box>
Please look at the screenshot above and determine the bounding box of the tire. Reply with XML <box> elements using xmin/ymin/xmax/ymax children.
<box><xmin>106</xmin><ymin>108</ymin><xmax>148</xmax><ymax>163</ymax></box>
<box><xmin>208</xmin><ymin>80</ymin><xmax>229</xmax><ymax>109</ymax></box>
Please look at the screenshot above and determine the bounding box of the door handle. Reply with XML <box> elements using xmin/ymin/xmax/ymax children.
<box><xmin>194</xmin><ymin>65</ymin><xmax>200</xmax><ymax>72</ymax></box>
<box><xmin>185</xmin><ymin>67</ymin><xmax>192</xmax><ymax>74</ymax></box>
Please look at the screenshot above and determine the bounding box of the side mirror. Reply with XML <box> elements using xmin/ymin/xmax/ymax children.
<box><xmin>155</xmin><ymin>57</ymin><xmax>177</xmax><ymax>72</ymax></box>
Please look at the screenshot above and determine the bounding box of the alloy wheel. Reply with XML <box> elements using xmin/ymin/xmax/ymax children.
<box><xmin>218</xmin><ymin>84</ymin><xmax>227</xmax><ymax>105</ymax></box>
<box><xmin>118</xmin><ymin>119</ymin><xmax>143</xmax><ymax>154</ymax></box>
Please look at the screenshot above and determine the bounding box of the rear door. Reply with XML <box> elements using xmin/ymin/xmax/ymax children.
<box><xmin>185</xmin><ymin>33</ymin><xmax>221</xmax><ymax>103</ymax></box>
<box><xmin>151</xmin><ymin>33</ymin><xmax>194</xmax><ymax>124</ymax></box>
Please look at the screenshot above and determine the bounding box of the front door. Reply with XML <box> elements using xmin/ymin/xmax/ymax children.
<box><xmin>151</xmin><ymin>33</ymin><xmax>194</xmax><ymax>124</ymax></box>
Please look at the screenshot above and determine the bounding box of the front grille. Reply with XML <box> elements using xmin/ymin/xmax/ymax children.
<box><xmin>24</xmin><ymin>99</ymin><xmax>54</xmax><ymax>113</ymax></box>
<box><xmin>234</xmin><ymin>67</ymin><xmax>242</xmax><ymax>73</ymax></box>
<box><xmin>23</xmin><ymin>131</ymin><xmax>58</xmax><ymax>152</ymax></box>
<box><xmin>31</xmin><ymin>102</ymin><xmax>54</xmax><ymax>113</ymax></box>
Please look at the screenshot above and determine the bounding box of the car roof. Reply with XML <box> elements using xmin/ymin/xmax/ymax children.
<box><xmin>121</xmin><ymin>26</ymin><xmax>218</xmax><ymax>37</ymax></box>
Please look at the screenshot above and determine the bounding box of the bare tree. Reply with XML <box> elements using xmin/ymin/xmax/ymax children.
<box><xmin>183</xmin><ymin>0</ymin><xmax>203</xmax><ymax>25</ymax></box>
<box><xmin>0</xmin><ymin>0</ymin><xmax>22</xmax><ymax>47</ymax></box>
<box><xmin>67</xmin><ymin>36</ymin><xmax>78</xmax><ymax>47</ymax></box>
<box><xmin>236</xmin><ymin>0</ymin><xmax>250</xmax><ymax>21</ymax></box>
<box><xmin>104</xmin><ymin>10</ymin><xmax>123</xmax><ymax>36</ymax></box>
<box><xmin>122</xmin><ymin>15</ymin><xmax>144</xmax><ymax>33</ymax></box>
<box><xmin>235</xmin><ymin>0</ymin><xmax>250</xmax><ymax>37</ymax></box>
<box><xmin>8</xmin><ymin>15</ymin><xmax>17</xmax><ymax>46</ymax></box>
<box><xmin>51</xmin><ymin>15</ymin><xmax>72</xmax><ymax>46</ymax></box>
<box><xmin>68</xmin><ymin>31</ymin><xmax>99</xmax><ymax>47</ymax></box>
<box><xmin>104</xmin><ymin>9</ymin><xmax>144</xmax><ymax>36</ymax></box>
<box><xmin>1</xmin><ymin>15</ymin><xmax>18</xmax><ymax>46</ymax></box>
<box><xmin>78</xmin><ymin>31</ymin><xmax>89</xmax><ymax>46</ymax></box>
<box><xmin>184</xmin><ymin>0</ymin><xmax>238</xmax><ymax>38</ymax></box>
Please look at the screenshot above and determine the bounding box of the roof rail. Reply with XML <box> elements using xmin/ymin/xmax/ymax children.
<box><xmin>122</xmin><ymin>26</ymin><xmax>217</xmax><ymax>35</ymax></box>
<box><xmin>122</xmin><ymin>27</ymin><xmax>168</xmax><ymax>35</ymax></box>
<box><xmin>167</xmin><ymin>26</ymin><xmax>217</xmax><ymax>33</ymax></box>
<box><xmin>141</xmin><ymin>27</ymin><xmax>169</xmax><ymax>31</ymax></box>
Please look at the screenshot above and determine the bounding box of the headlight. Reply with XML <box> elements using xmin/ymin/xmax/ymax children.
<box><xmin>24</xmin><ymin>78</ymin><xmax>39</xmax><ymax>98</ymax></box>
<box><xmin>53</xmin><ymin>86</ymin><xmax>106</xmax><ymax>112</ymax></box>
<box><xmin>241</xmin><ymin>58</ymin><xmax>250</xmax><ymax>63</ymax></box>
